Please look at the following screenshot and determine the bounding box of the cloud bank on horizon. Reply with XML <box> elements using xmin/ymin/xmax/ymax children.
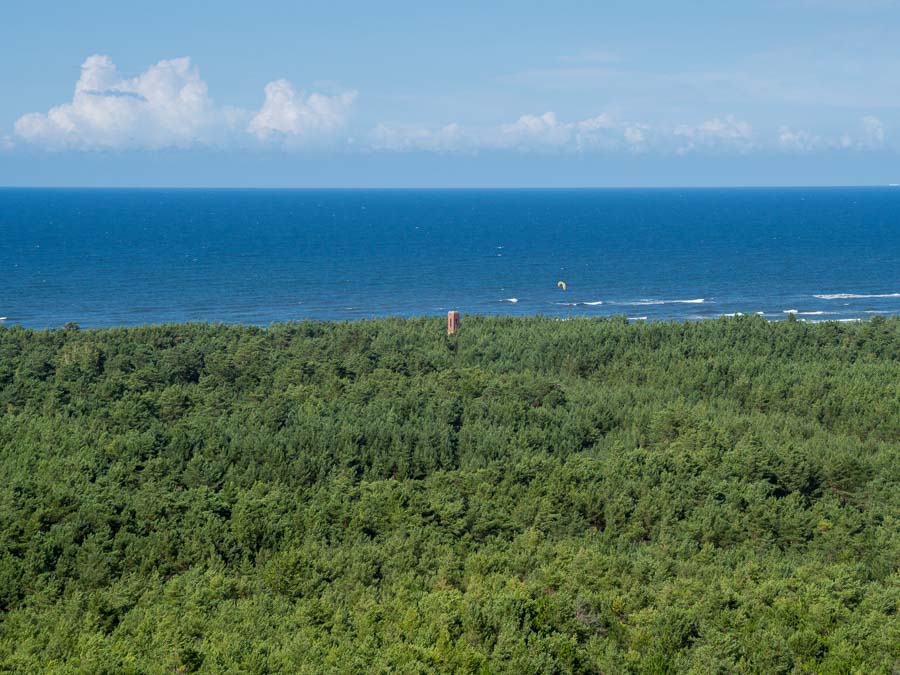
<box><xmin>7</xmin><ymin>54</ymin><xmax>891</xmax><ymax>156</ymax></box>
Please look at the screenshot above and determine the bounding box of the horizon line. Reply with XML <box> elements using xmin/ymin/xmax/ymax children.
<box><xmin>2</xmin><ymin>184</ymin><xmax>899</xmax><ymax>191</ymax></box>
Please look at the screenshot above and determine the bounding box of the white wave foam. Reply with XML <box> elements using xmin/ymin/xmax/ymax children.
<box><xmin>0</xmin><ymin>317</ymin><xmax>6</xmax><ymax>321</ymax></box>
<box><xmin>814</xmin><ymin>293</ymin><xmax>900</xmax><ymax>300</ymax></box>
<box><xmin>583</xmin><ymin>300</ymin><xmax>604</xmax><ymax>306</ymax></box>
<box><xmin>616</xmin><ymin>298</ymin><xmax>705</xmax><ymax>306</ymax></box>
<box><xmin>627</xmin><ymin>316</ymin><xmax>648</xmax><ymax>321</ymax></box>
<box><xmin>783</xmin><ymin>310</ymin><xmax>834</xmax><ymax>316</ymax></box>
<box><xmin>722</xmin><ymin>313</ymin><xmax>744</xmax><ymax>317</ymax></box>
<box><xmin>501</xmin><ymin>298</ymin><xmax>519</xmax><ymax>303</ymax></box>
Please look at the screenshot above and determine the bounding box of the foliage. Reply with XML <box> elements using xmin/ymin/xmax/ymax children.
<box><xmin>0</xmin><ymin>315</ymin><xmax>897</xmax><ymax>673</ymax></box>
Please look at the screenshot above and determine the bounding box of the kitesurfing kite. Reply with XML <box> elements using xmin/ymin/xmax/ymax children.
<box><xmin>557</xmin><ymin>280</ymin><xmax>567</xmax><ymax>291</ymax></box>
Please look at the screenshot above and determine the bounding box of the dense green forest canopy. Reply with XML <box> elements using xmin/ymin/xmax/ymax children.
<box><xmin>0</xmin><ymin>316</ymin><xmax>898</xmax><ymax>673</ymax></box>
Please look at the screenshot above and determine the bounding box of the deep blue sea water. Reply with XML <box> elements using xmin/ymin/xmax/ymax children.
<box><xmin>1</xmin><ymin>188</ymin><xmax>898</xmax><ymax>328</ymax></box>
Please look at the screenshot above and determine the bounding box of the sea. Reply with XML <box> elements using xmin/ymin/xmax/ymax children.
<box><xmin>1</xmin><ymin>187</ymin><xmax>898</xmax><ymax>329</ymax></box>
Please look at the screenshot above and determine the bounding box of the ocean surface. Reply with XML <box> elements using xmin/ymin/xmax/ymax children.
<box><xmin>1</xmin><ymin>188</ymin><xmax>898</xmax><ymax>329</ymax></box>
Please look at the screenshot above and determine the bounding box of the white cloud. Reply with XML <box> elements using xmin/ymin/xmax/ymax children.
<box><xmin>497</xmin><ymin>112</ymin><xmax>618</xmax><ymax>151</ymax></box>
<box><xmin>623</xmin><ymin>125</ymin><xmax>647</xmax><ymax>145</ymax></box>
<box><xmin>0</xmin><ymin>135</ymin><xmax>13</xmax><ymax>152</ymax></box>
<box><xmin>500</xmin><ymin>112</ymin><xmax>568</xmax><ymax>141</ymax></box>
<box><xmin>674</xmin><ymin>116</ymin><xmax>753</xmax><ymax>153</ymax></box>
<box><xmin>778</xmin><ymin>116</ymin><xmax>887</xmax><ymax>152</ymax></box>
<box><xmin>371</xmin><ymin>122</ymin><xmax>469</xmax><ymax>152</ymax></box>
<box><xmin>248</xmin><ymin>79</ymin><xmax>357</xmax><ymax>145</ymax></box>
<box><xmin>15</xmin><ymin>55</ymin><xmax>225</xmax><ymax>149</ymax></box>
<box><xmin>371</xmin><ymin>112</ymin><xmax>647</xmax><ymax>154</ymax></box>
<box><xmin>369</xmin><ymin>112</ymin><xmax>893</xmax><ymax>157</ymax></box>
<box><xmin>777</xmin><ymin>127</ymin><xmax>825</xmax><ymax>151</ymax></box>
<box><xmin>13</xmin><ymin>55</ymin><xmax>357</xmax><ymax>150</ymax></box>
<box><xmin>860</xmin><ymin>115</ymin><xmax>885</xmax><ymax>147</ymax></box>
<box><xmin>336</xmin><ymin>109</ymin><xmax>894</xmax><ymax>156</ymax></box>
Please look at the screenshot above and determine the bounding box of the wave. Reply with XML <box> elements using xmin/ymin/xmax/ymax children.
<box><xmin>555</xmin><ymin>298</ymin><xmax>714</xmax><ymax>308</ymax></box>
<box><xmin>617</xmin><ymin>298</ymin><xmax>705</xmax><ymax>306</ymax></box>
<box><xmin>783</xmin><ymin>310</ymin><xmax>834</xmax><ymax>316</ymax></box>
<box><xmin>501</xmin><ymin>298</ymin><xmax>519</xmax><ymax>303</ymax></box>
<box><xmin>722</xmin><ymin>313</ymin><xmax>745</xmax><ymax>317</ymax></box>
<box><xmin>814</xmin><ymin>293</ymin><xmax>900</xmax><ymax>300</ymax></box>
<box><xmin>627</xmin><ymin>316</ymin><xmax>648</xmax><ymax>321</ymax></box>
<box><xmin>0</xmin><ymin>317</ymin><xmax>6</xmax><ymax>321</ymax></box>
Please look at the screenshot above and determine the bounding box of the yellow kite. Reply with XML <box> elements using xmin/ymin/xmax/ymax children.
<box><xmin>557</xmin><ymin>280</ymin><xmax>567</xmax><ymax>291</ymax></box>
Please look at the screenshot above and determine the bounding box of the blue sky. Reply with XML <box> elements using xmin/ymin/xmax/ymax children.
<box><xmin>1</xmin><ymin>0</ymin><xmax>899</xmax><ymax>187</ymax></box>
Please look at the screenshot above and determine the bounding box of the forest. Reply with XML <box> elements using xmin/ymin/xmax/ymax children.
<box><xmin>0</xmin><ymin>315</ymin><xmax>897</xmax><ymax>673</ymax></box>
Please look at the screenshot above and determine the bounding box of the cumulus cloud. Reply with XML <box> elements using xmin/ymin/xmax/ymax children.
<box><xmin>499</xmin><ymin>112</ymin><xmax>573</xmax><ymax>145</ymax></box>
<box><xmin>248</xmin><ymin>79</ymin><xmax>357</xmax><ymax>145</ymax></box>
<box><xmin>13</xmin><ymin>55</ymin><xmax>357</xmax><ymax>150</ymax></box>
<box><xmin>15</xmin><ymin>55</ymin><xmax>225</xmax><ymax>149</ymax></box>
<box><xmin>497</xmin><ymin>112</ymin><xmax>618</xmax><ymax>151</ymax></box>
<box><xmin>623</xmin><ymin>124</ymin><xmax>649</xmax><ymax>147</ymax></box>
<box><xmin>371</xmin><ymin>112</ymin><xmax>648</xmax><ymax>154</ymax></box>
<box><xmin>777</xmin><ymin>127</ymin><xmax>827</xmax><ymax>152</ymax></box>
<box><xmin>674</xmin><ymin>116</ymin><xmax>753</xmax><ymax>153</ymax></box>
<box><xmin>778</xmin><ymin>116</ymin><xmax>887</xmax><ymax>152</ymax></box>
<box><xmin>860</xmin><ymin>115</ymin><xmax>885</xmax><ymax>147</ymax></box>
<box><xmin>371</xmin><ymin>122</ymin><xmax>468</xmax><ymax>152</ymax></box>
<box><xmin>370</xmin><ymin>113</ymin><xmax>775</xmax><ymax>155</ymax></box>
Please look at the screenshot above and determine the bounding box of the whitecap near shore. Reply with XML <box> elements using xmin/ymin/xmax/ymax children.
<box><xmin>783</xmin><ymin>310</ymin><xmax>834</xmax><ymax>315</ymax></box>
<box><xmin>814</xmin><ymin>292</ymin><xmax>900</xmax><ymax>300</ymax></box>
<box><xmin>614</xmin><ymin>298</ymin><xmax>706</xmax><ymax>306</ymax></box>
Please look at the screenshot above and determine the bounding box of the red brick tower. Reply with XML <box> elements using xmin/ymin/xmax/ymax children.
<box><xmin>447</xmin><ymin>310</ymin><xmax>460</xmax><ymax>335</ymax></box>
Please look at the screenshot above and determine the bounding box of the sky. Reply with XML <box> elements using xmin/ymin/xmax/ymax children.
<box><xmin>1</xmin><ymin>0</ymin><xmax>899</xmax><ymax>187</ymax></box>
